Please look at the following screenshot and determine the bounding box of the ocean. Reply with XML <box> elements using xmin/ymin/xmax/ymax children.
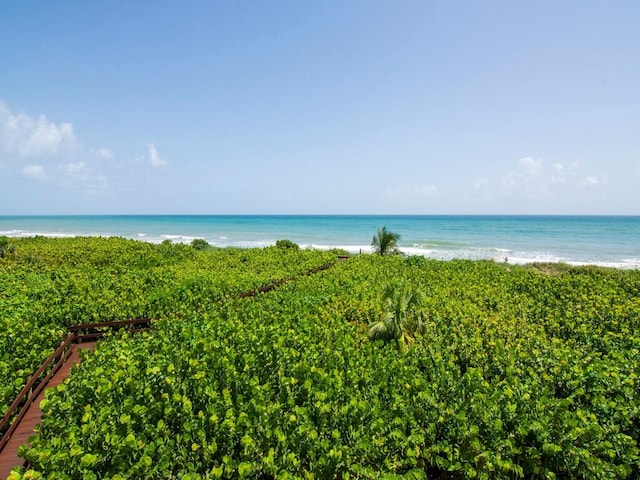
<box><xmin>0</xmin><ymin>215</ymin><xmax>638</xmax><ymax>269</ymax></box>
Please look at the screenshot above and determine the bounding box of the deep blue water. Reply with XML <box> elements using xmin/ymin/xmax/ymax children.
<box><xmin>1</xmin><ymin>215</ymin><xmax>638</xmax><ymax>268</ymax></box>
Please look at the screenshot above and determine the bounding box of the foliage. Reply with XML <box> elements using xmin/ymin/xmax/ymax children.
<box><xmin>368</xmin><ymin>282</ymin><xmax>425</xmax><ymax>350</ymax></box>
<box><xmin>4</xmin><ymin>242</ymin><xmax>640</xmax><ymax>478</ymax></box>
<box><xmin>0</xmin><ymin>237</ymin><xmax>336</xmax><ymax>419</ymax></box>
<box><xmin>0</xmin><ymin>236</ymin><xmax>16</xmax><ymax>258</ymax></box>
<box><xmin>190</xmin><ymin>238</ymin><xmax>211</xmax><ymax>251</ymax></box>
<box><xmin>371</xmin><ymin>226</ymin><xmax>401</xmax><ymax>256</ymax></box>
<box><xmin>275</xmin><ymin>239</ymin><xmax>300</xmax><ymax>251</ymax></box>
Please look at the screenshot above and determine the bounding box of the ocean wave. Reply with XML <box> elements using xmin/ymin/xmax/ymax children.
<box><xmin>398</xmin><ymin>246</ymin><xmax>638</xmax><ymax>269</ymax></box>
<box><xmin>0</xmin><ymin>229</ymin><xmax>24</xmax><ymax>236</ymax></box>
<box><xmin>1</xmin><ymin>221</ymin><xmax>637</xmax><ymax>269</ymax></box>
<box><xmin>235</xmin><ymin>240</ymin><xmax>274</xmax><ymax>248</ymax></box>
<box><xmin>10</xmin><ymin>231</ymin><xmax>76</xmax><ymax>238</ymax></box>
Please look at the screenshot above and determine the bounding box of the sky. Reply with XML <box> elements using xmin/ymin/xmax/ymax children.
<box><xmin>1</xmin><ymin>1</ymin><xmax>639</xmax><ymax>215</ymax></box>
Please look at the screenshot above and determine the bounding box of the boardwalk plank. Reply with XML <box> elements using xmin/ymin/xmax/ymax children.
<box><xmin>0</xmin><ymin>343</ymin><xmax>95</xmax><ymax>479</ymax></box>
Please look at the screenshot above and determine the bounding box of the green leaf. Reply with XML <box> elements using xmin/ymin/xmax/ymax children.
<box><xmin>80</xmin><ymin>453</ymin><xmax>98</xmax><ymax>467</ymax></box>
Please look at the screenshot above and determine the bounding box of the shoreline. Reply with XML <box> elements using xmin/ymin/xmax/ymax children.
<box><xmin>3</xmin><ymin>234</ymin><xmax>639</xmax><ymax>270</ymax></box>
<box><xmin>2</xmin><ymin>215</ymin><xmax>639</xmax><ymax>270</ymax></box>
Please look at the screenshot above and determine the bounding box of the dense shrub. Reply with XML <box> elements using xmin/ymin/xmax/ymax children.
<box><xmin>4</xmin><ymin>242</ymin><xmax>640</xmax><ymax>478</ymax></box>
<box><xmin>275</xmin><ymin>239</ymin><xmax>300</xmax><ymax>250</ymax></box>
<box><xmin>190</xmin><ymin>238</ymin><xmax>211</xmax><ymax>251</ymax></box>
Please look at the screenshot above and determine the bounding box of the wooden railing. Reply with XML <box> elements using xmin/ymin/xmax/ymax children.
<box><xmin>0</xmin><ymin>319</ymin><xmax>151</xmax><ymax>452</ymax></box>
<box><xmin>67</xmin><ymin>318</ymin><xmax>151</xmax><ymax>342</ymax></box>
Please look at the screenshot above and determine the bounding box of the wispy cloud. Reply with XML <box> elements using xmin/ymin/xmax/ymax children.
<box><xmin>519</xmin><ymin>156</ymin><xmax>543</xmax><ymax>176</ymax></box>
<box><xmin>96</xmin><ymin>147</ymin><xmax>114</xmax><ymax>159</ymax></box>
<box><xmin>471</xmin><ymin>156</ymin><xmax>606</xmax><ymax>211</ymax></box>
<box><xmin>498</xmin><ymin>157</ymin><xmax>604</xmax><ymax>199</ymax></box>
<box><xmin>500</xmin><ymin>157</ymin><xmax>546</xmax><ymax>198</ymax></box>
<box><xmin>581</xmin><ymin>175</ymin><xmax>602</xmax><ymax>187</ymax></box>
<box><xmin>0</xmin><ymin>101</ymin><xmax>76</xmax><ymax>157</ymax></box>
<box><xmin>148</xmin><ymin>143</ymin><xmax>167</xmax><ymax>167</ymax></box>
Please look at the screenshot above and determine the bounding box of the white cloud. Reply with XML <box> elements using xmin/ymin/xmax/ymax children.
<box><xmin>22</xmin><ymin>164</ymin><xmax>45</xmax><ymax>180</ymax></box>
<box><xmin>0</xmin><ymin>101</ymin><xmax>167</xmax><ymax>194</ymax></box>
<box><xmin>65</xmin><ymin>162</ymin><xmax>87</xmax><ymax>174</ymax></box>
<box><xmin>581</xmin><ymin>175</ymin><xmax>602</xmax><ymax>187</ymax></box>
<box><xmin>518</xmin><ymin>157</ymin><xmax>543</xmax><ymax>176</ymax></box>
<box><xmin>0</xmin><ymin>101</ymin><xmax>76</xmax><ymax>157</ymax></box>
<box><xmin>0</xmin><ymin>100</ymin><xmax>178</xmax><ymax>211</ymax></box>
<box><xmin>500</xmin><ymin>157</ymin><xmax>563</xmax><ymax>198</ymax></box>
<box><xmin>97</xmin><ymin>147</ymin><xmax>114</xmax><ymax>159</ymax></box>
<box><xmin>497</xmin><ymin>156</ymin><xmax>606</xmax><ymax>208</ymax></box>
<box><xmin>148</xmin><ymin>143</ymin><xmax>167</xmax><ymax>167</ymax></box>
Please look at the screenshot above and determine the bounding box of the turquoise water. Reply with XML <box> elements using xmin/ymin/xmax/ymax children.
<box><xmin>1</xmin><ymin>215</ymin><xmax>639</xmax><ymax>269</ymax></box>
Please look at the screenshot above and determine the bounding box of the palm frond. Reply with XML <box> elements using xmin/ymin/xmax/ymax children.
<box><xmin>371</xmin><ymin>226</ymin><xmax>401</xmax><ymax>256</ymax></box>
<box><xmin>370</xmin><ymin>282</ymin><xmax>428</xmax><ymax>350</ymax></box>
<box><xmin>368</xmin><ymin>320</ymin><xmax>391</xmax><ymax>341</ymax></box>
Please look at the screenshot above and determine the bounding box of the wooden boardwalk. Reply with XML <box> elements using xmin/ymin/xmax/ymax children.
<box><xmin>0</xmin><ymin>342</ymin><xmax>95</xmax><ymax>479</ymax></box>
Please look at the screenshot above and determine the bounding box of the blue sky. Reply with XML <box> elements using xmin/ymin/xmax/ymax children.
<box><xmin>1</xmin><ymin>1</ymin><xmax>638</xmax><ymax>215</ymax></box>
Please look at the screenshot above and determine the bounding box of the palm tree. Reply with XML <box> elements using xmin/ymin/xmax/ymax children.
<box><xmin>371</xmin><ymin>226</ymin><xmax>401</xmax><ymax>256</ymax></box>
<box><xmin>368</xmin><ymin>283</ymin><xmax>425</xmax><ymax>350</ymax></box>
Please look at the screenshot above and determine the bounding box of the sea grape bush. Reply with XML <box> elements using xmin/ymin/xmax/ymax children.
<box><xmin>0</xmin><ymin>237</ymin><xmax>336</xmax><ymax>419</ymax></box>
<box><xmin>274</xmin><ymin>239</ymin><xmax>300</xmax><ymax>250</ymax></box>
<box><xmin>4</xmin><ymin>241</ymin><xmax>640</xmax><ymax>478</ymax></box>
<box><xmin>8</xmin><ymin>256</ymin><xmax>640</xmax><ymax>478</ymax></box>
<box><xmin>190</xmin><ymin>238</ymin><xmax>211</xmax><ymax>251</ymax></box>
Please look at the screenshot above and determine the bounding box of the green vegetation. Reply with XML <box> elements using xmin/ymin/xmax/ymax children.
<box><xmin>190</xmin><ymin>238</ymin><xmax>211</xmax><ymax>251</ymax></box>
<box><xmin>0</xmin><ymin>236</ymin><xmax>15</xmax><ymax>258</ymax></box>
<box><xmin>2</xmin><ymin>238</ymin><xmax>640</xmax><ymax>478</ymax></box>
<box><xmin>0</xmin><ymin>237</ymin><xmax>335</xmax><ymax>420</ymax></box>
<box><xmin>275</xmin><ymin>239</ymin><xmax>300</xmax><ymax>251</ymax></box>
<box><xmin>371</xmin><ymin>226</ymin><xmax>401</xmax><ymax>256</ymax></box>
<box><xmin>368</xmin><ymin>282</ymin><xmax>425</xmax><ymax>350</ymax></box>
